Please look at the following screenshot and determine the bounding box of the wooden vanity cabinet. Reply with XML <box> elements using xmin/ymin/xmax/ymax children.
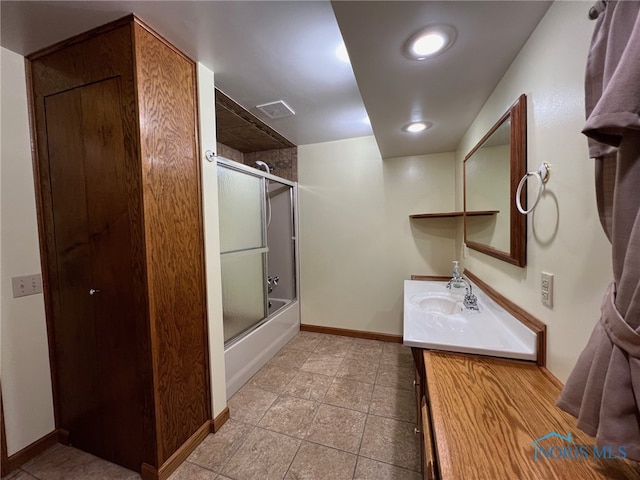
<box><xmin>411</xmin><ymin>348</ymin><xmax>438</xmax><ymax>480</ymax></box>
<box><xmin>413</xmin><ymin>349</ymin><xmax>640</xmax><ymax>480</ymax></box>
<box><xmin>27</xmin><ymin>16</ymin><xmax>210</xmax><ymax>480</ymax></box>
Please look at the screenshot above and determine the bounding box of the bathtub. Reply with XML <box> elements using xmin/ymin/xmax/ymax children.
<box><xmin>224</xmin><ymin>298</ymin><xmax>299</xmax><ymax>399</ymax></box>
<box><xmin>268</xmin><ymin>298</ymin><xmax>289</xmax><ymax>315</ymax></box>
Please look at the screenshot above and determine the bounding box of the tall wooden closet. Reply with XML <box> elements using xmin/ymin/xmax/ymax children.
<box><xmin>27</xmin><ymin>16</ymin><xmax>211</xmax><ymax>479</ymax></box>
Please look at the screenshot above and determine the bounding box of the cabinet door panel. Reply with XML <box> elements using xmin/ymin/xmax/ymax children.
<box><xmin>46</xmin><ymin>87</ymin><xmax>103</xmax><ymax>456</ymax></box>
<box><xmin>45</xmin><ymin>77</ymin><xmax>144</xmax><ymax>470</ymax></box>
<box><xmin>80</xmin><ymin>78</ymin><xmax>145</xmax><ymax>469</ymax></box>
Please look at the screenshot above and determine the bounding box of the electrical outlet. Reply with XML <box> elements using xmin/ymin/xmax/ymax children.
<box><xmin>541</xmin><ymin>272</ymin><xmax>554</xmax><ymax>308</ymax></box>
<box><xmin>11</xmin><ymin>274</ymin><xmax>43</xmax><ymax>298</ymax></box>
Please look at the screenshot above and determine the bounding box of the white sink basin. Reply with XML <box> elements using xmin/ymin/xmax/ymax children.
<box><xmin>409</xmin><ymin>293</ymin><xmax>464</xmax><ymax>315</ymax></box>
<box><xmin>403</xmin><ymin>280</ymin><xmax>537</xmax><ymax>361</ymax></box>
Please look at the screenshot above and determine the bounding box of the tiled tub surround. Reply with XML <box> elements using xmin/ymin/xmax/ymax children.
<box><xmin>3</xmin><ymin>333</ymin><xmax>420</xmax><ymax>480</ymax></box>
<box><xmin>216</xmin><ymin>143</ymin><xmax>298</xmax><ymax>183</ymax></box>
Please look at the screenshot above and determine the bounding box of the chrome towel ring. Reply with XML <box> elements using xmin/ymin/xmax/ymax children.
<box><xmin>516</xmin><ymin>163</ymin><xmax>550</xmax><ymax>215</ymax></box>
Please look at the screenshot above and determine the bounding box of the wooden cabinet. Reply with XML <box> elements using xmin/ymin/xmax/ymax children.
<box><xmin>412</xmin><ymin>348</ymin><xmax>438</xmax><ymax>480</ymax></box>
<box><xmin>27</xmin><ymin>16</ymin><xmax>210</xmax><ymax>479</ymax></box>
<box><xmin>413</xmin><ymin>350</ymin><xmax>640</xmax><ymax>479</ymax></box>
<box><xmin>421</xmin><ymin>398</ymin><xmax>437</xmax><ymax>480</ymax></box>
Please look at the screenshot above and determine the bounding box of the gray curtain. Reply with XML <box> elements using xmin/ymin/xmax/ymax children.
<box><xmin>557</xmin><ymin>0</ymin><xmax>640</xmax><ymax>461</ymax></box>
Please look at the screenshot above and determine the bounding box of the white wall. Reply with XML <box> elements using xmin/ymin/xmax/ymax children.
<box><xmin>298</xmin><ymin>136</ymin><xmax>456</xmax><ymax>335</ymax></box>
<box><xmin>1</xmin><ymin>47</ymin><xmax>56</xmax><ymax>455</ymax></box>
<box><xmin>455</xmin><ymin>1</ymin><xmax>607</xmax><ymax>382</ymax></box>
<box><xmin>197</xmin><ymin>64</ymin><xmax>227</xmax><ymax>419</ymax></box>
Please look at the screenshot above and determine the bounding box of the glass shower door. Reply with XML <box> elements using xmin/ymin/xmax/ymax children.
<box><xmin>217</xmin><ymin>164</ymin><xmax>267</xmax><ymax>343</ymax></box>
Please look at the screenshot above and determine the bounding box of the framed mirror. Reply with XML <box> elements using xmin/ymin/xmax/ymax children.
<box><xmin>464</xmin><ymin>94</ymin><xmax>527</xmax><ymax>267</ymax></box>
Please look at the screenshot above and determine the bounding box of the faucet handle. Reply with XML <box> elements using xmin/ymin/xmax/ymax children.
<box><xmin>463</xmin><ymin>292</ymin><xmax>479</xmax><ymax>311</ymax></box>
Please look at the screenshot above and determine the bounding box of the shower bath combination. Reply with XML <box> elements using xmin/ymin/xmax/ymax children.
<box><xmin>217</xmin><ymin>156</ymin><xmax>300</xmax><ymax>398</ymax></box>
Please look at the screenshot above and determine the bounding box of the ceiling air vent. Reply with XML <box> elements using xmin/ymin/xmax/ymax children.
<box><xmin>256</xmin><ymin>100</ymin><xmax>295</xmax><ymax>119</ymax></box>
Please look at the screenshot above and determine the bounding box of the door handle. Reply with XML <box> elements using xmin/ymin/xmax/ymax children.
<box><xmin>89</xmin><ymin>288</ymin><xmax>101</xmax><ymax>295</ymax></box>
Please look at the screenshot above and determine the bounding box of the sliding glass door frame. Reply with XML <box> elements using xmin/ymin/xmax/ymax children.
<box><xmin>216</xmin><ymin>157</ymin><xmax>296</xmax><ymax>345</ymax></box>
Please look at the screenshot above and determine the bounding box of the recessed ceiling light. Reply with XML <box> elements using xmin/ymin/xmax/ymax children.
<box><xmin>402</xmin><ymin>121</ymin><xmax>433</xmax><ymax>133</ymax></box>
<box><xmin>413</xmin><ymin>34</ymin><xmax>445</xmax><ymax>57</ymax></box>
<box><xmin>404</xmin><ymin>25</ymin><xmax>456</xmax><ymax>60</ymax></box>
<box><xmin>336</xmin><ymin>42</ymin><xmax>350</xmax><ymax>63</ymax></box>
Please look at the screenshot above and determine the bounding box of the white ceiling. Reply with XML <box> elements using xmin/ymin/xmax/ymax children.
<box><xmin>0</xmin><ymin>1</ymin><xmax>551</xmax><ymax>158</ymax></box>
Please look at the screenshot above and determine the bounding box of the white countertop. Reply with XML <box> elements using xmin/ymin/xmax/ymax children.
<box><xmin>402</xmin><ymin>279</ymin><xmax>537</xmax><ymax>361</ymax></box>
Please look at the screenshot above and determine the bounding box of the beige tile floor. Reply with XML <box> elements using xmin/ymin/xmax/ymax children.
<box><xmin>3</xmin><ymin>332</ymin><xmax>420</xmax><ymax>480</ymax></box>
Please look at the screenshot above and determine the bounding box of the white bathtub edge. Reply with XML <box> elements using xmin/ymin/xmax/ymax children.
<box><xmin>224</xmin><ymin>300</ymin><xmax>300</xmax><ymax>399</ymax></box>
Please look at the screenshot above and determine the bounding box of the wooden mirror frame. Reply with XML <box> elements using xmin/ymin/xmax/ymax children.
<box><xmin>464</xmin><ymin>94</ymin><xmax>527</xmax><ymax>267</ymax></box>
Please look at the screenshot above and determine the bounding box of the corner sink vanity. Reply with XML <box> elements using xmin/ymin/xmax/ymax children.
<box><xmin>404</xmin><ymin>273</ymin><xmax>639</xmax><ymax>480</ymax></box>
<box><xmin>404</xmin><ymin>279</ymin><xmax>537</xmax><ymax>361</ymax></box>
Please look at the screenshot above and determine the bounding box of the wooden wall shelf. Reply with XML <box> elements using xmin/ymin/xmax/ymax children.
<box><xmin>409</xmin><ymin>210</ymin><xmax>498</xmax><ymax>219</ymax></box>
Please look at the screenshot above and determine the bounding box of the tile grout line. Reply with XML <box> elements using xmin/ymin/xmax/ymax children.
<box><xmin>283</xmin><ymin>333</ymin><xmax>339</xmax><ymax>479</ymax></box>
<box><xmin>12</xmin><ymin>333</ymin><xmax>419</xmax><ymax>480</ymax></box>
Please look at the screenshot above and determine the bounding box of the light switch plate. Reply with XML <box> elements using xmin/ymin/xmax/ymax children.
<box><xmin>541</xmin><ymin>272</ymin><xmax>553</xmax><ymax>308</ymax></box>
<box><xmin>11</xmin><ymin>274</ymin><xmax>43</xmax><ymax>298</ymax></box>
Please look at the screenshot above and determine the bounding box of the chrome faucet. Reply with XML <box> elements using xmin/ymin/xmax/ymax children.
<box><xmin>267</xmin><ymin>275</ymin><xmax>279</xmax><ymax>294</ymax></box>
<box><xmin>446</xmin><ymin>268</ymin><xmax>479</xmax><ymax>312</ymax></box>
<box><xmin>460</xmin><ymin>279</ymin><xmax>480</xmax><ymax>311</ymax></box>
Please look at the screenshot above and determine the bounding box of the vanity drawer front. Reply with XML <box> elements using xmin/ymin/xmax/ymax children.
<box><xmin>421</xmin><ymin>396</ymin><xmax>438</xmax><ymax>480</ymax></box>
<box><xmin>414</xmin><ymin>369</ymin><xmax>422</xmax><ymax>433</ymax></box>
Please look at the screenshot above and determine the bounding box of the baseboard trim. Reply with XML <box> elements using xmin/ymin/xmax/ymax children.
<box><xmin>140</xmin><ymin>462</ymin><xmax>157</xmax><ymax>480</ymax></box>
<box><xmin>57</xmin><ymin>428</ymin><xmax>70</xmax><ymax>445</ymax></box>
<box><xmin>6</xmin><ymin>429</ymin><xmax>58</xmax><ymax>473</ymax></box>
<box><xmin>1</xmin><ymin>391</ymin><xmax>8</xmax><ymax>476</ymax></box>
<box><xmin>141</xmin><ymin>420</ymin><xmax>210</xmax><ymax>480</ymax></box>
<box><xmin>300</xmin><ymin>324</ymin><xmax>402</xmax><ymax>343</ymax></box>
<box><xmin>211</xmin><ymin>407</ymin><xmax>230</xmax><ymax>433</ymax></box>
<box><xmin>540</xmin><ymin>366</ymin><xmax>564</xmax><ymax>390</ymax></box>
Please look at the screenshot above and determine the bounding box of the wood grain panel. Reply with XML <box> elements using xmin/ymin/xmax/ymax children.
<box><xmin>28</xmin><ymin>15</ymin><xmax>211</xmax><ymax>473</ymax></box>
<box><xmin>410</xmin><ymin>211</ymin><xmax>498</xmax><ymax>219</ymax></box>
<box><xmin>45</xmin><ymin>88</ymin><xmax>104</xmax><ymax>456</ymax></box>
<box><xmin>215</xmin><ymin>89</ymin><xmax>295</xmax><ymax>153</ymax></box>
<box><xmin>42</xmin><ymin>77</ymin><xmax>149</xmax><ymax>470</ymax></box>
<box><xmin>141</xmin><ymin>420</ymin><xmax>210</xmax><ymax>480</ymax></box>
<box><xmin>133</xmin><ymin>21</ymin><xmax>210</xmax><ymax>464</ymax></box>
<box><xmin>510</xmin><ymin>94</ymin><xmax>527</xmax><ymax>267</ymax></box>
<box><xmin>410</xmin><ymin>275</ymin><xmax>451</xmax><ymax>282</ymax></box>
<box><xmin>421</xmin><ymin>398</ymin><xmax>436</xmax><ymax>480</ymax></box>
<box><xmin>424</xmin><ymin>351</ymin><xmax>640</xmax><ymax>479</ymax></box>
<box><xmin>463</xmin><ymin>94</ymin><xmax>527</xmax><ymax>267</ymax></box>
<box><xmin>80</xmin><ymin>78</ymin><xmax>146</xmax><ymax>470</ymax></box>
<box><xmin>28</xmin><ymin>18</ymin><xmax>156</xmax><ymax>469</ymax></box>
